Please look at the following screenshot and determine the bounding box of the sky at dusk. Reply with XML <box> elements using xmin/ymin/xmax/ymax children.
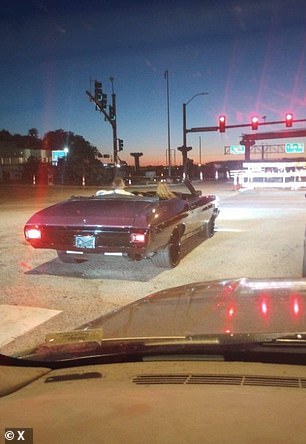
<box><xmin>1</xmin><ymin>0</ymin><xmax>306</xmax><ymax>166</ymax></box>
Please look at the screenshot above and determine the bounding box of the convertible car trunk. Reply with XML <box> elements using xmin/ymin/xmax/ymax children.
<box><xmin>24</xmin><ymin>196</ymin><xmax>163</xmax><ymax>255</ymax></box>
<box><xmin>26</xmin><ymin>197</ymin><xmax>156</xmax><ymax>228</ymax></box>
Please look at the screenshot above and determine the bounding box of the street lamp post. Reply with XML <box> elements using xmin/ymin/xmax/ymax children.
<box><xmin>164</xmin><ymin>70</ymin><xmax>171</xmax><ymax>177</ymax></box>
<box><xmin>61</xmin><ymin>147</ymin><xmax>69</xmax><ymax>185</ymax></box>
<box><xmin>181</xmin><ymin>92</ymin><xmax>208</xmax><ymax>173</ymax></box>
<box><xmin>199</xmin><ymin>136</ymin><xmax>202</xmax><ymax>165</ymax></box>
<box><xmin>183</xmin><ymin>92</ymin><xmax>208</xmax><ymax>149</ymax></box>
<box><xmin>165</xmin><ymin>148</ymin><xmax>177</xmax><ymax>167</ymax></box>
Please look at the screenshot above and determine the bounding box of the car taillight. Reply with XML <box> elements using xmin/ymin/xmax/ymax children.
<box><xmin>258</xmin><ymin>293</ymin><xmax>270</xmax><ymax>318</ymax></box>
<box><xmin>290</xmin><ymin>293</ymin><xmax>302</xmax><ymax>318</ymax></box>
<box><xmin>130</xmin><ymin>232</ymin><xmax>146</xmax><ymax>243</ymax></box>
<box><xmin>25</xmin><ymin>227</ymin><xmax>42</xmax><ymax>240</ymax></box>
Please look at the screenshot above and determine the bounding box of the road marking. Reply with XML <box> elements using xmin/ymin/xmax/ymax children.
<box><xmin>0</xmin><ymin>305</ymin><xmax>61</xmax><ymax>347</ymax></box>
<box><xmin>215</xmin><ymin>228</ymin><xmax>243</xmax><ymax>232</ymax></box>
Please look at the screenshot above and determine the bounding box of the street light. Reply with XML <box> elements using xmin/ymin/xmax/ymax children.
<box><xmin>61</xmin><ymin>147</ymin><xmax>69</xmax><ymax>185</ymax></box>
<box><xmin>165</xmin><ymin>148</ymin><xmax>177</xmax><ymax>166</ymax></box>
<box><xmin>164</xmin><ymin>70</ymin><xmax>171</xmax><ymax>177</ymax></box>
<box><xmin>183</xmin><ymin>92</ymin><xmax>208</xmax><ymax>149</ymax></box>
<box><xmin>181</xmin><ymin>92</ymin><xmax>208</xmax><ymax>174</ymax></box>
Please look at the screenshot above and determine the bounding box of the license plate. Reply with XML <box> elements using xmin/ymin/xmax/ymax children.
<box><xmin>74</xmin><ymin>235</ymin><xmax>96</xmax><ymax>249</ymax></box>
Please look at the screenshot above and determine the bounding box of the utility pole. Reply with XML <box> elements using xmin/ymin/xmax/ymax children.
<box><xmin>180</xmin><ymin>92</ymin><xmax>208</xmax><ymax>173</ymax></box>
<box><xmin>199</xmin><ymin>136</ymin><xmax>202</xmax><ymax>165</ymax></box>
<box><xmin>164</xmin><ymin>70</ymin><xmax>171</xmax><ymax>177</ymax></box>
<box><xmin>86</xmin><ymin>77</ymin><xmax>121</xmax><ymax>171</ymax></box>
<box><xmin>178</xmin><ymin>102</ymin><xmax>192</xmax><ymax>173</ymax></box>
<box><xmin>109</xmin><ymin>77</ymin><xmax>118</xmax><ymax>167</ymax></box>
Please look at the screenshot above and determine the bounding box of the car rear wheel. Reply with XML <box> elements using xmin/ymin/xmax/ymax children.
<box><xmin>151</xmin><ymin>232</ymin><xmax>181</xmax><ymax>268</ymax></box>
<box><xmin>202</xmin><ymin>216</ymin><xmax>215</xmax><ymax>238</ymax></box>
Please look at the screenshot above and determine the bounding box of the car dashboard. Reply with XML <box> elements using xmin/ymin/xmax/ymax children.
<box><xmin>1</xmin><ymin>359</ymin><xmax>306</xmax><ymax>443</ymax></box>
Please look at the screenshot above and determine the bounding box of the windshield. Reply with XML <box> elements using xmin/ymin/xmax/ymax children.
<box><xmin>1</xmin><ymin>0</ymin><xmax>306</xmax><ymax>363</ymax></box>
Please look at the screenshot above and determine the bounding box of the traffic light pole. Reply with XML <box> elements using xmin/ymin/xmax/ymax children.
<box><xmin>109</xmin><ymin>77</ymin><xmax>118</xmax><ymax>167</ymax></box>
<box><xmin>86</xmin><ymin>77</ymin><xmax>122</xmax><ymax>169</ymax></box>
<box><xmin>181</xmin><ymin>93</ymin><xmax>208</xmax><ymax>173</ymax></box>
<box><xmin>185</xmin><ymin>117</ymin><xmax>306</xmax><ymax>162</ymax></box>
<box><xmin>111</xmin><ymin>92</ymin><xmax>118</xmax><ymax>166</ymax></box>
<box><xmin>86</xmin><ymin>89</ymin><xmax>119</xmax><ymax>166</ymax></box>
<box><xmin>187</xmin><ymin>118</ymin><xmax>306</xmax><ymax>134</ymax></box>
<box><xmin>179</xmin><ymin>103</ymin><xmax>192</xmax><ymax>173</ymax></box>
<box><xmin>183</xmin><ymin>103</ymin><xmax>187</xmax><ymax>149</ymax></box>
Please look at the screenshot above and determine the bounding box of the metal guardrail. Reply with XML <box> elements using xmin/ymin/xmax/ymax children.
<box><xmin>230</xmin><ymin>169</ymin><xmax>306</xmax><ymax>190</ymax></box>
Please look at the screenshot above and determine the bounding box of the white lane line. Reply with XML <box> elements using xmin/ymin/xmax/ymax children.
<box><xmin>215</xmin><ymin>228</ymin><xmax>243</xmax><ymax>232</ymax></box>
<box><xmin>0</xmin><ymin>305</ymin><xmax>61</xmax><ymax>347</ymax></box>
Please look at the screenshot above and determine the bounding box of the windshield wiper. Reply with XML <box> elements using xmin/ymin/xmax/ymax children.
<box><xmin>7</xmin><ymin>331</ymin><xmax>306</xmax><ymax>369</ymax></box>
<box><xmin>262</xmin><ymin>333</ymin><xmax>306</xmax><ymax>345</ymax></box>
<box><xmin>23</xmin><ymin>330</ymin><xmax>306</xmax><ymax>356</ymax></box>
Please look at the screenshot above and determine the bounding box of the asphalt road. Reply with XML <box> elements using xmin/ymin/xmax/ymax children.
<box><xmin>0</xmin><ymin>181</ymin><xmax>305</xmax><ymax>355</ymax></box>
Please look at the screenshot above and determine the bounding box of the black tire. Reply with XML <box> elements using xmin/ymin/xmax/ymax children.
<box><xmin>151</xmin><ymin>232</ymin><xmax>181</xmax><ymax>268</ymax></box>
<box><xmin>204</xmin><ymin>217</ymin><xmax>215</xmax><ymax>238</ymax></box>
<box><xmin>57</xmin><ymin>250</ymin><xmax>86</xmax><ymax>264</ymax></box>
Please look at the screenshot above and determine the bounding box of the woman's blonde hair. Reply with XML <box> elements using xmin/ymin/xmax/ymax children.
<box><xmin>156</xmin><ymin>182</ymin><xmax>176</xmax><ymax>199</ymax></box>
<box><xmin>112</xmin><ymin>176</ymin><xmax>125</xmax><ymax>189</ymax></box>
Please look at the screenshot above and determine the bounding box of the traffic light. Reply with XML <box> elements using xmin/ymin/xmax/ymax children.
<box><xmin>218</xmin><ymin>115</ymin><xmax>226</xmax><ymax>133</ymax></box>
<box><xmin>251</xmin><ymin>116</ymin><xmax>259</xmax><ymax>130</ymax></box>
<box><xmin>285</xmin><ymin>113</ymin><xmax>293</xmax><ymax>127</ymax></box>
<box><xmin>101</xmin><ymin>93</ymin><xmax>107</xmax><ymax>109</ymax></box>
<box><xmin>109</xmin><ymin>105</ymin><xmax>116</xmax><ymax>120</ymax></box>
<box><xmin>94</xmin><ymin>81</ymin><xmax>103</xmax><ymax>102</ymax></box>
<box><xmin>118</xmin><ymin>139</ymin><xmax>124</xmax><ymax>151</ymax></box>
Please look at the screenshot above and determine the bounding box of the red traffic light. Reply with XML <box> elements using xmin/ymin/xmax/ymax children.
<box><xmin>218</xmin><ymin>115</ymin><xmax>226</xmax><ymax>133</ymax></box>
<box><xmin>251</xmin><ymin>116</ymin><xmax>259</xmax><ymax>130</ymax></box>
<box><xmin>285</xmin><ymin>113</ymin><xmax>293</xmax><ymax>127</ymax></box>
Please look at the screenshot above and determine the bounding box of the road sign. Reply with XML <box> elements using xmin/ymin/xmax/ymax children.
<box><xmin>52</xmin><ymin>150</ymin><xmax>67</xmax><ymax>163</ymax></box>
<box><xmin>230</xmin><ymin>145</ymin><xmax>245</xmax><ymax>154</ymax></box>
<box><xmin>285</xmin><ymin>143</ymin><xmax>304</xmax><ymax>153</ymax></box>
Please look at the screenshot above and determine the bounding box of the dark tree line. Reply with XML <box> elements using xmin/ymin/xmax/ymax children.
<box><xmin>0</xmin><ymin>128</ymin><xmax>98</xmax><ymax>160</ymax></box>
<box><xmin>0</xmin><ymin>128</ymin><xmax>115</xmax><ymax>185</ymax></box>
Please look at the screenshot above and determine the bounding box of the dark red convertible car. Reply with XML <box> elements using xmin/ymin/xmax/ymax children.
<box><xmin>24</xmin><ymin>180</ymin><xmax>219</xmax><ymax>268</ymax></box>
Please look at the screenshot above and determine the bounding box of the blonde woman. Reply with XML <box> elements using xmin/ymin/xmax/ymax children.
<box><xmin>156</xmin><ymin>182</ymin><xmax>176</xmax><ymax>199</ymax></box>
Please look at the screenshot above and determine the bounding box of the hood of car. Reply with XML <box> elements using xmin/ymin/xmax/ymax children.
<box><xmin>82</xmin><ymin>278</ymin><xmax>306</xmax><ymax>338</ymax></box>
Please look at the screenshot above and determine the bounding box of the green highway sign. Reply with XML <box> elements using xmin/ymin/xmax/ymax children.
<box><xmin>230</xmin><ymin>145</ymin><xmax>245</xmax><ymax>154</ymax></box>
<box><xmin>52</xmin><ymin>150</ymin><xmax>67</xmax><ymax>163</ymax></box>
<box><xmin>285</xmin><ymin>143</ymin><xmax>304</xmax><ymax>153</ymax></box>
